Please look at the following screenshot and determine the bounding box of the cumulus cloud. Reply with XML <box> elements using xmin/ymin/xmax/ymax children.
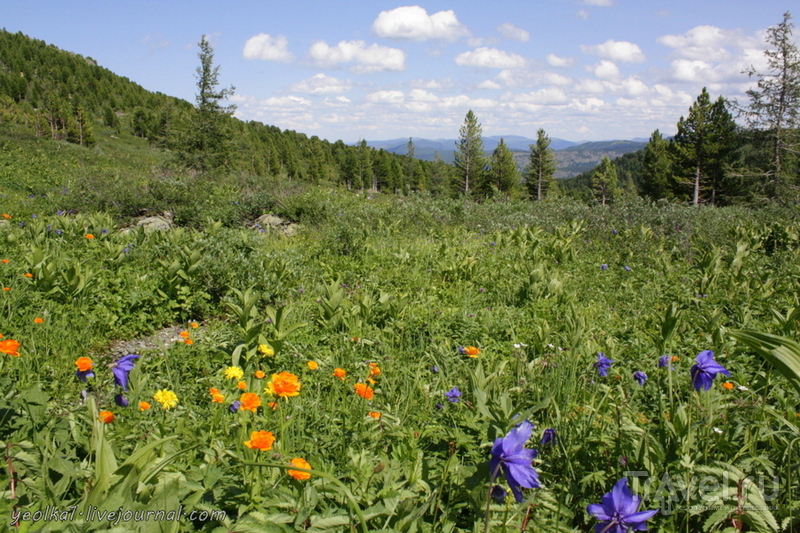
<box><xmin>288</xmin><ymin>74</ymin><xmax>352</xmax><ymax>95</ymax></box>
<box><xmin>547</xmin><ymin>54</ymin><xmax>575</xmax><ymax>67</ymax></box>
<box><xmin>668</xmin><ymin>59</ymin><xmax>714</xmax><ymax>82</ymax></box>
<box><xmin>497</xmin><ymin>23</ymin><xmax>530</xmax><ymax>42</ymax></box>
<box><xmin>512</xmin><ymin>87</ymin><xmax>569</xmax><ymax>105</ymax></box>
<box><xmin>309</xmin><ymin>40</ymin><xmax>406</xmax><ymax>73</ymax></box>
<box><xmin>658</xmin><ymin>25</ymin><xmax>735</xmax><ymax>61</ymax></box>
<box><xmin>366</xmin><ymin>90</ymin><xmax>405</xmax><ymax>104</ymax></box>
<box><xmin>455</xmin><ymin>47</ymin><xmax>526</xmax><ymax>69</ymax></box>
<box><xmin>477</xmin><ymin>79</ymin><xmax>502</xmax><ymax>90</ymax></box>
<box><xmin>581</xmin><ymin>39</ymin><xmax>645</xmax><ymax>62</ymax></box>
<box><xmin>582</xmin><ymin>0</ymin><xmax>614</xmax><ymax>5</ymax></box>
<box><xmin>592</xmin><ymin>60</ymin><xmax>620</xmax><ymax>80</ymax></box>
<box><xmin>408</xmin><ymin>89</ymin><xmax>440</xmax><ymax>102</ymax></box>
<box><xmin>371</xmin><ymin>6</ymin><xmax>469</xmax><ymax>42</ymax></box>
<box><xmin>243</xmin><ymin>33</ymin><xmax>293</xmax><ymax>62</ymax></box>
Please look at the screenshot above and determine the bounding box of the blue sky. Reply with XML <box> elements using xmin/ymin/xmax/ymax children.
<box><xmin>3</xmin><ymin>1</ymin><xmax>797</xmax><ymax>143</ymax></box>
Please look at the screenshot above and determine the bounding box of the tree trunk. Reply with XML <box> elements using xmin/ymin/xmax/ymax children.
<box><xmin>693</xmin><ymin>164</ymin><xmax>701</xmax><ymax>206</ymax></box>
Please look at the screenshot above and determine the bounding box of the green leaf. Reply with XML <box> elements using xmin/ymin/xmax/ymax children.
<box><xmin>730</xmin><ymin>329</ymin><xmax>800</xmax><ymax>395</ymax></box>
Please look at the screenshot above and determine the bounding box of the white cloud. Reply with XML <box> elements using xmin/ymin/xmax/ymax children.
<box><xmin>243</xmin><ymin>33</ymin><xmax>293</xmax><ymax>62</ymax></box>
<box><xmin>669</xmin><ymin>59</ymin><xmax>713</xmax><ymax>82</ymax></box>
<box><xmin>582</xmin><ymin>0</ymin><xmax>614</xmax><ymax>5</ymax></box>
<box><xmin>593</xmin><ymin>60</ymin><xmax>620</xmax><ymax>80</ymax></box>
<box><xmin>410</xmin><ymin>78</ymin><xmax>452</xmax><ymax>90</ymax></box>
<box><xmin>581</xmin><ymin>39</ymin><xmax>645</xmax><ymax>62</ymax></box>
<box><xmin>497</xmin><ymin>23</ymin><xmax>530</xmax><ymax>42</ymax></box>
<box><xmin>477</xmin><ymin>79</ymin><xmax>502</xmax><ymax>90</ymax></box>
<box><xmin>309</xmin><ymin>40</ymin><xmax>406</xmax><ymax>73</ymax></box>
<box><xmin>512</xmin><ymin>87</ymin><xmax>569</xmax><ymax>105</ymax></box>
<box><xmin>366</xmin><ymin>90</ymin><xmax>405</xmax><ymax>104</ymax></box>
<box><xmin>408</xmin><ymin>89</ymin><xmax>440</xmax><ymax>102</ymax></box>
<box><xmin>621</xmin><ymin>76</ymin><xmax>649</xmax><ymax>96</ymax></box>
<box><xmin>371</xmin><ymin>6</ymin><xmax>469</xmax><ymax>42</ymax></box>
<box><xmin>577</xmin><ymin>10</ymin><xmax>590</xmax><ymax>20</ymax></box>
<box><xmin>455</xmin><ymin>47</ymin><xmax>526</xmax><ymax>69</ymax></box>
<box><xmin>288</xmin><ymin>74</ymin><xmax>352</xmax><ymax>95</ymax></box>
<box><xmin>658</xmin><ymin>25</ymin><xmax>736</xmax><ymax>61</ymax></box>
<box><xmin>547</xmin><ymin>54</ymin><xmax>575</xmax><ymax>67</ymax></box>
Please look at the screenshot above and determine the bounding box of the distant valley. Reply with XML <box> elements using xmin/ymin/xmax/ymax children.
<box><xmin>364</xmin><ymin>135</ymin><xmax>647</xmax><ymax>179</ymax></box>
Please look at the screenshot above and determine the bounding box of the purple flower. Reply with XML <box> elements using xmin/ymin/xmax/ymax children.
<box><xmin>491</xmin><ymin>485</ymin><xmax>507</xmax><ymax>503</ymax></box>
<box><xmin>229</xmin><ymin>401</ymin><xmax>241</xmax><ymax>413</ymax></box>
<box><xmin>541</xmin><ymin>428</ymin><xmax>557</xmax><ymax>446</ymax></box>
<box><xmin>114</xmin><ymin>394</ymin><xmax>129</xmax><ymax>407</ymax></box>
<box><xmin>435</xmin><ymin>402</ymin><xmax>444</xmax><ymax>410</ymax></box>
<box><xmin>594</xmin><ymin>353</ymin><xmax>613</xmax><ymax>377</ymax></box>
<box><xmin>587</xmin><ymin>478</ymin><xmax>658</xmax><ymax>533</ymax></box>
<box><xmin>432</xmin><ymin>365</ymin><xmax>439</xmax><ymax>373</ymax></box>
<box><xmin>633</xmin><ymin>371</ymin><xmax>647</xmax><ymax>386</ymax></box>
<box><xmin>445</xmin><ymin>386</ymin><xmax>461</xmax><ymax>403</ymax></box>
<box><xmin>691</xmin><ymin>350</ymin><xmax>730</xmax><ymax>391</ymax></box>
<box><xmin>624</xmin><ymin>266</ymin><xmax>631</xmax><ymax>272</ymax></box>
<box><xmin>612</xmin><ymin>229</ymin><xmax>618</xmax><ymax>235</ymax></box>
<box><xmin>75</xmin><ymin>367</ymin><xmax>94</xmax><ymax>382</ymax></box>
<box><xmin>490</xmin><ymin>420</ymin><xmax>541</xmax><ymax>503</ymax></box>
<box><xmin>658</xmin><ymin>355</ymin><xmax>676</xmax><ymax>371</ymax></box>
<box><xmin>112</xmin><ymin>354</ymin><xmax>139</xmax><ymax>391</ymax></box>
<box><xmin>601</xmin><ymin>264</ymin><xmax>608</xmax><ymax>270</ymax></box>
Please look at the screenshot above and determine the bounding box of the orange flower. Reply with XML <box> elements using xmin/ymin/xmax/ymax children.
<box><xmin>354</xmin><ymin>382</ymin><xmax>374</xmax><ymax>400</ymax></box>
<box><xmin>268</xmin><ymin>401</ymin><xmax>278</xmax><ymax>410</ymax></box>
<box><xmin>367</xmin><ymin>378</ymin><xmax>377</xmax><ymax>385</ymax></box>
<box><xmin>209</xmin><ymin>388</ymin><xmax>225</xmax><ymax>403</ymax></box>
<box><xmin>266</xmin><ymin>371</ymin><xmax>301</xmax><ymax>398</ymax></box>
<box><xmin>307</xmin><ymin>361</ymin><xmax>319</xmax><ymax>370</ymax></box>
<box><xmin>237</xmin><ymin>381</ymin><xmax>247</xmax><ymax>390</ymax></box>
<box><xmin>1</xmin><ymin>214</ymin><xmax>11</xmax><ymax>219</ymax></box>
<box><xmin>463</xmin><ymin>346</ymin><xmax>480</xmax><ymax>357</ymax></box>
<box><xmin>368</xmin><ymin>411</ymin><xmax>381</xmax><ymax>419</ymax></box>
<box><xmin>34</xmin><ymin>317</ymin><xmax>44</xmax><ymax>324</ymax></box>
<box><xmin>244</xmin><ymin>430</ymin><xmax>275</xmax><ymax>451</ymax></box>
<box><xmin>139</xmin><ymin>401</ymin><xmax>151</xmax><ymax>411</ymax></box>
<box><xmin>2</xmin><ymin>288</ymin><xmax>9</xmax><ymax>291</ymax></box>
<box><xmin>179</xmin><ymin>331</ymin><xmax>190</xmax><ymax>338</ymax></box>
<box><xmin>85</xmin><ymin>234</ymin><xmax>95</xmax><ymax>239</ymax></box>
<box><xmin>288</xmin><ymin>458</ymin><xmax>312</xmax><ymax>480</ymax></box>
<box><xmin>255</xmin><ymin>370</ymin><xmax>266</xmax><ymax>379</ymax></box>
<box><xmin>184</xmin><ymin>338</ymin><xmax>193</xmax><ymax>345</ymax></box>
<box><xmin>189</xmin><ymin>322</ymin><xmax>199</xmax><ymax>329</ymax></box>
<box><xmin>240</xmin><ymin>392</ymin><xmax>262</xmax><ymax>412</ymax></box>
<box><xmin>333</xmin><ymin>368</ymin><xmax>347</xmax><ymax>380</ymax></box>
<box><xmin>722</xmin><ymin>382</ymin><xmax>735</xmax><ymax>390</ymax></box>
<box><xmin>368</xmin><ymin>363</ymin><xmax>381</xmax><ymax>377</ymax></box>
<box><xmin>24</xmin><ymin>273</ymin><xmax>33</xmax><ymax>278</ymax></box>
<box><xmin>1</xmin><ymin>259</ymin><xmax>8</xmax><ymax>264</ymax></box>
<box><xmin>671</xmin><ymin>356</ymin><xmax>679</xmax><ymax>363</ymax></box>
<box><xmin>75</xmin><ymin>356</ymin><xmax>93</xmax><ymax>372</ymax></box>
<box><xmin>98</xmin><ymin>411</ymin><xmax>114</xmax><ymax>424</ymax></box>
<box><xmin>0</xmin><ymin>339</ymin><xmax>21</xmax><ymax>357</ymax></box>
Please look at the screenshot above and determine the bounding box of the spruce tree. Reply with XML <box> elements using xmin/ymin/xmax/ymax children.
<box><xmin>525</xmin><ymin>128</ymin><xmax>557</xmax><ymax>200</ymax></box>
<box><xmin>640</xmin><ymin>130</ymin><xmax>673</xmax><ymax>200</ymax></box>
<box><xmin>485</xmin><ymin>138</ymin><xmax>519</xmax><ymax>197</ymax></box>
<box><xmin>453</xmin><ymin>110</ymin><xmax>487</xmax><ymax>194</ymax></box>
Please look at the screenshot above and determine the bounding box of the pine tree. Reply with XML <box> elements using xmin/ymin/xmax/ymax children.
<box><xmin>672</xmin><ymin>88</ymin><xmax>737</xmax><ymax>205</ymax></box>
<box><xmin>484</xmin><ymin>138</ymin><xmax>519</xmax><ymax>197</ymax></box>
<box><xmin>453</xmin><ymin>110</ymin><xmax>487</xmax><ymax>194</ymax></box>
<box><xmin>741</xmin><ymin>11</ymin><xmax>800</xmax><ymax>200</ymax></box>
<box><xmin>592</xmin><ymin>156</ymin><xmax>619</xmax><ymax>205</ymax></box>
<box><xmin>640</xmin><ymin>130</ymin><xmax>673</xmax><ymax>200</ymax></box>
<box><xmin>525</xmin><ymin>128</ymin><xmax>557</xmax><ymax>200</ymax></box>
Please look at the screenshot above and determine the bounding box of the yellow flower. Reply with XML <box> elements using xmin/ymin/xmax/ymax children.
<box><xmin>307</xmin><ymin>361</ymin><xmax>319</xmax><ymax>370</ymax></box>
<box><xmin>245</xmin><ymin>430</ymin><xmax>275</xmax><ymax>451</ymax></box>
<box><xmin>266</xmin><ymin>371</ymin><xmax>301</xmax><ymax>398</ymax></box>
<box><xmin>288</xmin><ymin>458</ymin><xmax>312</xmax><ymax>480</ymax></box>
<box><xmin>224</xmin><ymin>366</ymin><xmax>244</xmax><ymax>380</ymax></box>
<box><xmin>153</xmin><ymin>389</ymin><xmax>178</xmax><ymax>410</ymax></box>
<box><xmin>258</xmin><ymin>344</ymin><xmax>275</xmax><ymax>357</ymax></box>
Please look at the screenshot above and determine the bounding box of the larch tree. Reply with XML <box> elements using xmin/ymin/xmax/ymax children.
<box><xmin>525</xmin><ymin>128</ymin><xmax>557</xmax><ymax>201</ymax></box>
<box><xmin>453</xmin><ymin>110</ymin><xmax>487</xmax><ymax>194</ymax></box>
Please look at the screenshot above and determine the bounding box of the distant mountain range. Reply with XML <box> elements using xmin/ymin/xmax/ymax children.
<box><xmin>364</xmin><ymin>135</ymin><xmax>647</xmax><ymax>179</ymax></box>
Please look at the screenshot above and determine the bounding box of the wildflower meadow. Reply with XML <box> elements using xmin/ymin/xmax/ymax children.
<box><xmin>1</xmin><ymin>192</ymin><xmax>800</xmax><ymax>532</ymax></box>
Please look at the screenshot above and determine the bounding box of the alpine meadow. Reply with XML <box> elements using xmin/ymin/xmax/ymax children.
<box><xmin>3</xmin><ymin>10</ymin><xmax>800</xmax><ymax>533</ymax></box>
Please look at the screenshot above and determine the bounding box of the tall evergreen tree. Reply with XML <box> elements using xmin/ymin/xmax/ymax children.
<box><xmin>179</xmin><ymin>35</ymin><xmax>236</xmax><ymax>171</ymax></box>
<box><xmin>672</xmin><ymin>88</ymin><xmax>737</xmax><ymax>205</ymax></box>
<box><xmin>592</xmin><ymin>156</ymin><xmax>619</xmax><ymax>205</ymax></box>
<box><xmin>640</xmin><ymin>130</ymin><xmax>673</xmax><ymax>200</ymax></box>
<box><xmin>741</xmin><ymin>11</ymin><xmax>800</xmax><ymax>200</ymax></box>
<box><xmin>525</xmin><ymin>128</ymin><xmax>557</xmax><ymax>200</ymax></box>
<box><xmin>485</xmin><ymin>138</ymin><xmax>519</xmax><ymax>196</ymax></box>
<box><xmin>453</xmin><ymin>110</ymin><xmax>487</xmax><ymax>194</ymax></box>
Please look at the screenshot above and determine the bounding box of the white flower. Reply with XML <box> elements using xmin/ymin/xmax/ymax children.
<box><xmin>737</xmin><ymin>386</ymin><xmax>749</xmax><ymax>391</ymax></box>
<box><xmin>547</xmin><ymin>343</ymin><xmax>554</xmax><ymax>348</ymax></box>
<box><xmin>513</xmin><ymin>343</ymin><xmax>528</xmax><ymax>349</ymax></box>
<box><xmin>713</xmin><ymin>427</ymin><xmax>723</xmax><ymax>434</ymax></box>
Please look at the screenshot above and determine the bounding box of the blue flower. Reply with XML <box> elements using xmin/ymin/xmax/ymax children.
<box><xmin>432</xmin><ymin>365</ymin><xmax>439</xmax><ymax>373</ymax></box>
<box><xmin>633</xmin><ymin>371</ymin><xmax>647</xmax><ymax>386</ymax></box>
<box><xmin>491</xmin><ymin>485</ymin><xmax>507</xmax><ymax>503</ymax></box>
<box><xmin>114</xmin><ymin>393</ymin><xmax>129</xmax><ymax>407</ymax></box>
<box><xmin>445</xmin><ymin>386</ymin><xmax>461</xmax><ymax>403</ymax></box>
<box><xmin>541</xmin><ymin>428</ymin><xmax>557</xmax><ymax>446</ymax></box>
<box><xmin>601</xmin><ymin>264</ymin><xmax>608</xmax><ymax>270</ymax></box>
<box><xmin>594</xmin><ymin>353</ymin><xmax>613</xmax><ymax>377</ymax></box>
<box><xmin>587</xmin><ymin>477</ymin><xmax>658</xmax><ymax>533</ymax></box>
<box><xmin>624</xmin><ymin>265</ymin><xmax>631</xmax><ymax>272</ymax></box>
<box><xmin>691</xmin><ymin>350</ymin><xmax>730</xmax><ymax>391</ymax></box>
<box><xmin>112</xmin><ymin>354</ymin><xmax>139</xmax><ymax>391</ymax></box>
<box><xmin>229</xmin><ymin>401</ymin><xmax>241</xmax><ymax>413</ymax></box>
<box><xmin>490</xmin><ymin>420</ymin><xmax>541</xmax><ymax>503</ymax></box>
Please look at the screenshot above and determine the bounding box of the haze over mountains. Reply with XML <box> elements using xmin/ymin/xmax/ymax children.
<box><xmin>364</xmin><ymin>136</ymin><xmax>648</xmax><ymax>179</ymax></box>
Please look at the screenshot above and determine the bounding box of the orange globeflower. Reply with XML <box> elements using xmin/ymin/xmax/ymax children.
<box><xmin>368</xmin><ymin>363</ymin><xmax>381</xmax><ymax>377</ymax></box>
<box><xmin>237</xmin><ymin>381</ymin><xmax>247</xmax><ymax>390</ymax></box>
<box><xmin>85</xmin><ymin>234</ymin><xmax>95</xmax><ymax>239</ymax></box>
<box><xmin>288</xmin><ymin>458</ymin><xmax>312</xmax><ymax>480</ymax></box>
<box><xmin>3</xmin><ymin>288</ymin><xmax>9</xmax><ymax>291</ymax></box>
<box><xmin>189</xmin><ymin>322</ymin><xmax>199</xmax><ymax>329</ymax></box>
<box><xmin>254</xmin><ymin>370</ymin><xmax>266</xmax><ymax>379</ymax></box>
<box><xmin>0</xmin><ymin>339</ymin><xmax>21</xmax><ymax>357</ymax></box>
<box><xmin>24</xmin><ymin>273</ymin><xmax>33</xmax><ymax>278</ymax></box>
<box><xmin>368</xmin><ymin>411</ymin><xmax>381</xmax><ymax>419</ymax></box>
<box><xmin>179</xmin><ymin>331</ymin><xmax>190</xmax><ymax>338</ymax></box>
<box><xmin>75</xmin><ymin>356</ymin><xmax>93</xmax><ymax>372</ymax></box>
<box><xmin>34</xmin><ymin>317</ymin><xmax>44</xmax><ymax>324</ymax></box>
<box><xmin>307</xmin><ymin>361</ymin><xmax>319</xmax><ymax>370</ymax></box>
<box><xmin>671</xmin><ymin>356</ymin><xmax>680</xmax><ymax>363</ymax></box>
<box><xmin>98</xmin><ymin>411</ymin><xmax>114</xmax><ymax>424</ymax></box>
<box><xmin>1</xmin><ymin>214</ymin><xmax>11</xmax><ymax>219</ymax></box>
<box><xmin>1</xmin><ymin>259</ymin><xmax>8</xmax><ymax>264</ymax></box>
<box><xmin>240</xmin><ymin>392</ymin><xmax>262</xmax><ymax>412</ymax></box>
<box><xmin>333</xmin><ymin>368</ymin><xmax>347</xmax><ymax>380</ymax></box>
<box><xmin>244</xmin><ymin>430</ymin><xmax>275</xmax><ymax>451</ymax></box>
<box><xmin>139</xmin><ymin>401</ymin><xmax>151</xmax><ymax>411</ymax></box>
<box><xmin>722</xmin><ymin>382</ymin><xmax>735</xmax><ymax>390</ymax></box>
<box><xmin>354</xmin><ymin>382</ymin><xmax>374</xmax><ymax>400</ymax></box>
<box><xmin>462</xmin><ymin>346</ymin><xmax>480</xmax><ymax>357</ymax></box>
<box><xmin>268</xmin><ymin>401</ymin><xmax>278</xmax><ymax>410</ymax></box>
<box><xmin>184</xmin><ymin>338</ymin><xmax>193</xmax><ymax>345</ymax></box>
<box><xmin>209</xmin><ymin>388</ymin><xmax>225</xmax><ymax>403</ymax></box>
<box><xmin>266</xmin><ymin>371</ymin><xmax>301</xmax><ymax>398</ymax></box>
